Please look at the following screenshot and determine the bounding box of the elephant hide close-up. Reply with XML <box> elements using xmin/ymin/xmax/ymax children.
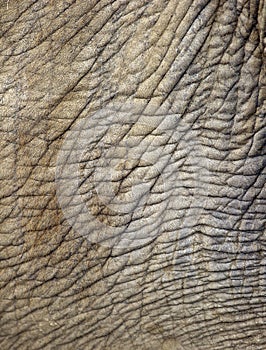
<box><xmin>0</xmin><ymin>0</ymin><xmax>265</xmax><ymax>349</ymax></box>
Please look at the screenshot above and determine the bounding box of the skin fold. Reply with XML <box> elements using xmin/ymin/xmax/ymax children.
<box><xmin>0</xmin><ymin>0</ymin><xmax>265</xmax><ymax>349</ymax></box>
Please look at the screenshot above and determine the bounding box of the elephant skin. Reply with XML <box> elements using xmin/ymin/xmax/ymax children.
<box><xmin>0</xmin><ymin>0</ymin><xmax>265</xmax><ymax>349</ymax></box>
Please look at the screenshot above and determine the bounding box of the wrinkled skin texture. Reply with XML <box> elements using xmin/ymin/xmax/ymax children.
<box><xmin>1</xmin><ymin>0</ymin><xmax>266</xmax><ymax>349</ymax></box>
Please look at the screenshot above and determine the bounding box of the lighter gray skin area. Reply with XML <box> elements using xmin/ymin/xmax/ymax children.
<box><xmin>0</xmin><ymin>1</ymin><xmax>265</xmax><ymax>349</ymax></box>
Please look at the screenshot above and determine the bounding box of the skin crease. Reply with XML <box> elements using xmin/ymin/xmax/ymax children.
<box><xmin>0</xmin><ymin>0</ymin><xmax>265</xmax><ymax>349</ymax></box>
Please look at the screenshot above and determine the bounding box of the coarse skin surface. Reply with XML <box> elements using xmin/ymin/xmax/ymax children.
<box><xmin>0</xmin><ymin>0</ymin><xmax>265</xmax><ymax>349</ymax></box>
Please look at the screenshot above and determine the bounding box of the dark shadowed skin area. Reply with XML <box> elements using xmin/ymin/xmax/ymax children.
<box><xmin>0</xmin><ymin>0</ymin><xmax>265</xmax><ymax>349</ymax></box>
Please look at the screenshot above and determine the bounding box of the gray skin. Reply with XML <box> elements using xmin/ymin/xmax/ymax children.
<box><xmin>0</xmin><ymin>0</ymin><xmax>265</xmax><ymax>349</ymax></box>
